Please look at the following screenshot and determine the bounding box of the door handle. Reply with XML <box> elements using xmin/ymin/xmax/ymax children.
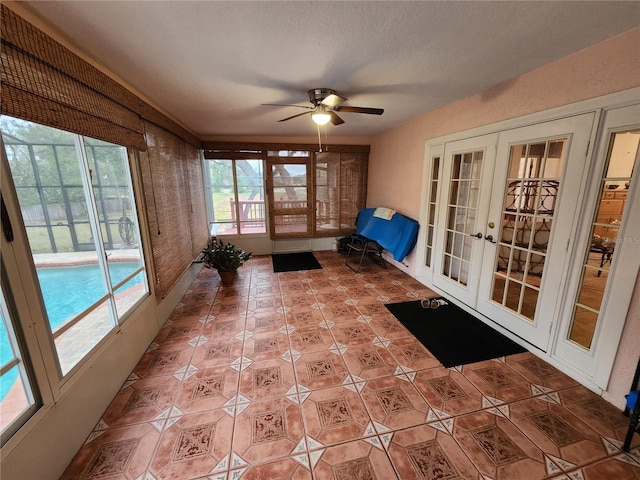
<box><xmin>485</xmin><ymin>234</ymin><xmax>497</xmax><ymax>244</ymax></box>
<box><xmin>471</xmin><ymin>232</ymin><xmax>483</xmax><ymax>239</ymax></box>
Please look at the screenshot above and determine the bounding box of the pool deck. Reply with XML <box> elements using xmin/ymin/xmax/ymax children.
<box><xmin>33</xmin><ymin>249</ymin><xmax>142</xmax><ymax>268</ymax></box>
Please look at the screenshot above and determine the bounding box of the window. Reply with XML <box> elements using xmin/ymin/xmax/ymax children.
<box><xmin>203</xmin><ymin>143</ymin><xmax>369</xmax><ymax>239</ymax></box>
<box><xmin>1</xmin><ymin>116</ymin><xmax>149</xmax><ymax>375</ymax></box>
<box><xmin>0</xmin><ymin>278</ymin><xmax>39</xmax><ymax>446</ymax></box>
<box><xmin>204</xmin><ymin>156</ymin><xmax>266</xmax><ymax>235</ymax></box>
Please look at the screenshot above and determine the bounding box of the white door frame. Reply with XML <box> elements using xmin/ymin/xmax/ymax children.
<box><xmin>415</xmin><ymin>87</ymin><xmax>639</xmax><ymax>393</ymax></box>
<box><xmin>553</xmin><ymin>104</ymin><xmax>640</xmax><ymax>388</ymax></box>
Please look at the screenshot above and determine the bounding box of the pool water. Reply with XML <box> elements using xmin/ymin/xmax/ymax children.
<box><xmin>0</xmin><ymin>263</ymin><xmax>144</xmax><ymax>400</ymax></box>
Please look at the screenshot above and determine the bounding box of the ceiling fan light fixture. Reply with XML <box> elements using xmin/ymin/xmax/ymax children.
<box><xmin>311</xmin><ymin>107</ymin><xmax>331</xmax><ymax>126</ymax></box>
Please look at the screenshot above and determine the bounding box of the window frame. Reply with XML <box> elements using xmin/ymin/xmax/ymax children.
<box><xmin>203</xmin><ymin>142</ymin><xmax>369</xmax><ymax>240</ymax></box>
<box><xmin>0</xmin><ymin>117</ymin><xmax>150</xmax><ymax>380</ymax></box>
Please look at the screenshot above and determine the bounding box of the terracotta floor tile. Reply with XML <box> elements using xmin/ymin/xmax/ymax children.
<box><xmin>387</xmin><ymin>423</ymin><xmax>482</xmax><ymax>479</ymax></box>
<box><xmin>233</xmin><ymin>397</ymin><xmax>305</xmax><ymax>465</ymax></box>
<box><xmin>506</xmin><ymin>352</ymin><xmax>580</xmax><ymax>392</ymax></box>
<box><xmin>244</xmin><ymin>311</ymin><xmax>287</xmax><ymax>333</ymax></box>
<box><xmin>101</xmin><ymin>375</ymin><xmax>180</xmax><ymax>427</ymax></box>
<box><xmin>320</xmin><ymin>302</ymin><xmax>362</xmax><ymax>323</ymax></box>
<box><xmin>360</xmin><ymin>376</ymin><xmax>430</xmax><ymax>432</ymax></box>
<box><xmin>293</xmin><ymin>351</ymin><xmax>351</xmax><ymax>389</ymax></box>
<box><xmin>173</xmin><ymin>366</ymin><xmax>239</xmax><ymax>414</ymax></box>
<box><xmin>300</xmin><ymin>385</ymin><xmax>373</xmax><ymax>446</ymax></box>
<box><xmin>60</xmin><ymin>423</ymin><xmax>160</xmax><ymax>480</ymax></box>
<box><xmin>239</xmin><ymin>358</ymin><xmax>297</xmax><ymax>401</ymax></box>
<box><xmin>387</xmin><ymin>337</ymin><xmax>440</xmax><ymax>371</ymax></box>
<box><xmin>247</xmin><ymin>295</ymin><xmax>283</xmax><ymax>314</ymax></box>
<box><xmin>153</xmin><ymin>319</ymin><xmax>204</xmax><ymax>347</ymax></box>
<box><xmin>249</xmin><ymin>284</ymin><xmax>280</xmax><ymax>297</ymax></box>
<box><xmin>341</xmin><ymin>343</ymin><xmax>400</xmax><ymax>380</ymax></box>
<box><xmin>558</xmin><ymin>385</ymin><xmax>640</xmax><ymax>446</ymax></box>
<box><xmin>367</xmin><ymin>315</ymin><xmax>413</xmax><ymax>340</ymax></box>
<box><xmin>508</xmin><ymin>396</ymin><xmax>610</xmax><ymax>470</ymax></box>
<box><xmin>288</xmin><ymin>324</ymin><xmax>336</xmax><ymax>354</ymax></box>
<box><xmin>133</xmin><ymin>344</ymin><xmax>195</xmax><ymax>379</ymax></box>
<box><xmin>412</xmin><ymin>367</ymin><xmax>484</xmax><ymax>417</ymax></box>
<box><xmin>282</xmin><ymin>292</ymin><xmax>317</xmax><ymax>309</ymax></box>
<box><xmin>59</xmin><ymin>253</ymin><xmax>636</xmax><ymax>479</ymax></box>
<box><xmin>284</xmin><ymin>307</ymin><xmax>326</xmax><ymax>328</ymax></box>
<box><xmin>243</xmin><ymin>330</ymin><xmax>290</xmax><ymax>361</ymax></box>
<box><xmin>312</xmin><ymin>439</ymin><xmax>398</xmax><ymax>480</ymax></box>
<box><xmin>190</xmin><ymin>336</ymin><xmax>244</xmax><ymax>369</ymax></box>
<box><xmin>235</xmin><ymin>456</ymin><xmax>312</xmax><ymax>480</ymax></box>
<box><xmin>149</xmin><ymin>410</ymin><xmax>233</xmax><ymax>479</ymax></box>
<box><xmin>453</xmin><ymin>409</ymin><xmax>550</xmax><ymax>479</ymax></box>
<box><xmin>201</xmin><ymin>315</ymin><xmax>246</xmax><ymax>339</ymax></box>
<box><xmin>462</xmin><ymin>359</ymin><xmax>534</xmax><ymax>404</ymax></box>
<box><xmin>564</xmin><ymin>455</ymin><xmax>640</xmax><ymax>479</ymax></box>
<box><xmin>330</xmin><ymin>321</ymin><xmax>378</xmax><ymax>346</ymax></box>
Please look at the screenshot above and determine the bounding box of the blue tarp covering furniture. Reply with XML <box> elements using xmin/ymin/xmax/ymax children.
<box><xmin>346</xmin><ymin>207</ymin><xmax>420</xmax><ymax>272</ymax></box>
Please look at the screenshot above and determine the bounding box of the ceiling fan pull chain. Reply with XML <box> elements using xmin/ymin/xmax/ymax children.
<box><xmin>317</xmin><ymin>123</ymin><xmax>323</xmax><ymax>152</ymax></box>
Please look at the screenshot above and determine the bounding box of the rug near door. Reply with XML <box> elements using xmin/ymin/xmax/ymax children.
<box><xmin>385</xmin><ymin>299</ymin><xmax>527</xmax><ymax>368</ymax></box>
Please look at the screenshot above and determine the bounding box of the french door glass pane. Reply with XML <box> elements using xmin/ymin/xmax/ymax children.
<box><xmin>568</xmin><ymin>129</ymin><xmax>639</xmax><ymax>349</ymax></box>
<box><xmin>442</xmin><ymin>151</ymin><xmax>483</xmax><ymax>285</ymax></box>
<box><xmin>425</xmin><ymin>156</ymin><xmax>440</xmax><ymax>267</ymax></box>
<box><xmin>491</xmin><ymin>139</ymin><xmax>566</xmax><ymax>321</ymax></box>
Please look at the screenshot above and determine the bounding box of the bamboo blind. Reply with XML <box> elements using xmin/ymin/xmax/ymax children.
<box><xmin>184</xmin><ymin>142</ymin><xmax>210</xmax><ymax>258</ymax></box>
<box><xmin>0</xmin><ymin>5</ymin><xmax>201</xmax><ymax>150</ymax></box>
<box><xmin>140</xmin><ymin>122</ymin><xmax>205</xmax><ymax>300</ymax></box>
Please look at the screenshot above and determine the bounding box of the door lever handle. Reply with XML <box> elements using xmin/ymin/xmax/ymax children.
<box><xmin>484</xmin><ymin>234</ymin><xmax>497</xmax><ymax>244</ymax></box>
<box><xmin>471</xmin><ymin>232</ymin><xmax>483</xmax><ymax>239</ymax></box>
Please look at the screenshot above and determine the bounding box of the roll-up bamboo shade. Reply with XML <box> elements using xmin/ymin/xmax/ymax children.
<box><xmin>184</xmin><ymin>142</ymin><xmax>210</xmax><ymax>258</ymax></box>
<box><xmin>0</xmin><ymin>5</ymin><xmax>202</xmax><ymax>150</ymax></box>
<box><xmin>141</xmin><ymin>122</ymin><xmax>199</xmax><ymax>300</ymax></box>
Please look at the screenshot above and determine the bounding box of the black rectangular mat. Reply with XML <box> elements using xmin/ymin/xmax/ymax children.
<box><xmin>272</xmin><ymin>251</ymin><xmax>322</xmax><ymax>273</ymax></box>
<box><xmin>385</xmin><ymin>299</ymin><xmax>527</xmax><ymax>368</ymax></box>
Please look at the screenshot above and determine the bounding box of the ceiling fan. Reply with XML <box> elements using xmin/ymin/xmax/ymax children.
<box><xmin>263</xmin><ymin>88</ymin><xmax>384</xmax><ymax>126</ymax></box>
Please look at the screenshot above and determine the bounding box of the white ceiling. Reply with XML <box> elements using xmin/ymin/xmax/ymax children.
<box><xmin>19</xmin><ymin>1</ymin><xmax>640</xmax><ymax>139</ymax></box>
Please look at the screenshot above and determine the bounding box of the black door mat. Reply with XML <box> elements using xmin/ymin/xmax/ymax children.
<box><xmin>272</xmin><ymin>251</ymin><xmax>322</xmax><ymax>273</ymax></box>
<box><xmin>385</xmin><ymin>299</ymin><xmax>527</xmax><ymax>368</ymax></box>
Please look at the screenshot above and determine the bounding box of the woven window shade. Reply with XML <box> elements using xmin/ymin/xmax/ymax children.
<box><xmin>184</xmin><ymin>142</ymin><xmax>210</xmax><ymax>258</ymax></box>
<box><xmin>314</xmin><ymin>151</ymin><xmax>367</xmax><ymax>237</ymax></box>
<box><xmin>140</xmin><ymin>122</ymin><xmax>200</xmax><ymax>300</ymax></box>
<box><xmin>0</xmin><ymin>5</ymin><xmax>202</xmax><ymax>150</ymax></box>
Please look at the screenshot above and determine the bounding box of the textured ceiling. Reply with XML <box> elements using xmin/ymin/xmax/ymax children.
<box><xmin>19</xmin><ymin>1</ymin><xmax>640</xmax><ymax>139</ymax></box>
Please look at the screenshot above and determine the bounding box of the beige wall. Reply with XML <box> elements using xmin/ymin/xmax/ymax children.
<box><xmin>367</xmin><ymin>28</ymin><xmax>640</xmax><ymax>407</ymax></box>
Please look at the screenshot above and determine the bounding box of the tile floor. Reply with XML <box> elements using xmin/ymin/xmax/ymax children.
<box><xmin>61</xmin><ymin>251</ymin><xmax>640</xmax><ymax>480</ymax></box>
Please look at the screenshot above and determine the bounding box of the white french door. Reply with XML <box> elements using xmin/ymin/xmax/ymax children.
<box><xmin>431</xmin><ymin>115</ymin><xmax>594</xmax><ymax>351</ymax></box>
<box><xmin>431</xmin><ymin>134</ymin><xmax>498</xmax><ymax>306</ymax></box>
<box><xmin>476</xmin><ymin>114</ymin><xmax>595</xmax><ymax>351</ymax></box>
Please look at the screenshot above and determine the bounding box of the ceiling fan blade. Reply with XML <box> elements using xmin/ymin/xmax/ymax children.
<box><xmin>334</xmin><ymin>105</ymin><xmax>384</xmax><ymax>115</ymax></box>
<box><xmin>321</xmin><ymin>93</ymin><xmax>347</xmax><ymax>108</ymax></box>
<box><xmin>330</xmin><ymin>111</ymin><xmax>344</xmax><ymax>125</ymax></box>
<box><xmin>278</xmin><ymin>111</ymin><xmax>311</xmax><ymax>122</ymax></box>
<box><xmin>263</xmin><ymin>103</ymin><xmax>313</xmax><ymax>109</ymax></box>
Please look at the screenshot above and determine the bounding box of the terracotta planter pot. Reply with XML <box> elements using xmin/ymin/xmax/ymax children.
<box><xmin>219</xmin><ymin>270</ymin><xmax>236</xmax><ymax>286</ymax></box>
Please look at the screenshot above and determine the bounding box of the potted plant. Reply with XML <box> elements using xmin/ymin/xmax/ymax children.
<box><xmin>201</xmin><ymin>239</ymin><xmax>252</xmax><ymax>285</ymax></box>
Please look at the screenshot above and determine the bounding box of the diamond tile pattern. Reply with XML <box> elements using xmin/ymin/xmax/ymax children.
<box><xmin>60</xmin><ymin>252</ymin><xmax>640</xmax><ymax>479</ymax></box>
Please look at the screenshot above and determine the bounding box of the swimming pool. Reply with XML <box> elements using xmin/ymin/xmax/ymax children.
<box><xmin>0</xmin><ymin>263</ymin><xmax>145</xmax><ymax>400</ymax></box>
